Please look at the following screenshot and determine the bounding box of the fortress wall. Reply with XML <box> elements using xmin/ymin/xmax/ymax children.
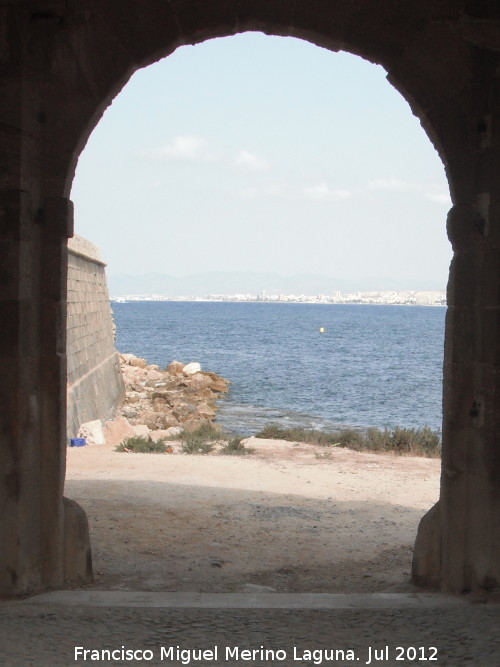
<box><xmin>67</xmin><ymin>235</ymin><xmax>125</xmax><ymax>439</ymax></box>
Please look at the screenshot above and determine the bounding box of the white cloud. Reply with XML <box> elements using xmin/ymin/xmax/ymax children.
<box><xmin>425</xmin><ymin>192</ymin><xmax>451</xmax><ymax>205</ymax></box>
<box><xmin>302</xmin><ymin>182</ymin><xmax>352</xmax><ymax>202</ymax></box>
<box><xmin>239</xmin><ymin>180</ymin><xmax>289</xmax><ymax>199</ymax></box>
<box><xmin>367</xmin><ymin>178</ymin><xmax>451</xmax><ymax>205</ymax></box>
<box><xmin>368</xmin><ymin>178</ymin><xmax>421</xmax><ymax>193</ymax></box>
<box><xmin>155</xmin><ymin>135</ymin><xmax>217</xmax><ymax>162</ymax></box>
<box><xmin>234</xmin><ymin>150</ymin><xmax>269</xmax><ymax>171</ymax></box>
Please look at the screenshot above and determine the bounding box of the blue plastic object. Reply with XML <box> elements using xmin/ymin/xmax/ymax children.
<box><xmin>70</xmin><ymin>438</ymin><xmax>87</xmax><ymax>447</ymax></box>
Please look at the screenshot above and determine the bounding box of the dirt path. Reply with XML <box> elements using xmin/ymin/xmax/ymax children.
<box><xmin>65</xmin><ymin>438</ymin><xmax>440</xmax><ymax>594</ymax></box>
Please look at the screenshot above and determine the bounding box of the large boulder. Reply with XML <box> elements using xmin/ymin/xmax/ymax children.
<box><xmin>166</xmin><ymin>360</ymin><xmax>185</xmax><ymax>375</ymax></box>
<box><xmin>103</xmin><ymin>416</ymin><xmax>136</xmax><ymax>444</ymax></box>
<box><xmin>183</xmin><ymin>361</ymin><xmax>201</xmax><ymax>375</ymax></box>
<box><xmin>77</xmin><ymin>419</ymin><xmax>105</xmax><ymax>446</ymax></box>
<box><xmin>187</xmin><ymin>372</ymin><xmax>212</xmax><ymax>389</ymax></box>
<box><xmin>121</xmin><ymin>353</ymin><xmax>147</xmax><ymax>368</ymax></box>
<box><xmin>132</xmin><ymin>424</ymin><xmax>150</xmax><ymax>437</ymax></box>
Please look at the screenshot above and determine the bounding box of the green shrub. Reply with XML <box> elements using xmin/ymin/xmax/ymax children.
<box><xmin>177</xmin><ymin>423</ymin><xmax>230</xmax><ymax>455</ymax></box>
<box><xmin>219</xmin><ymin>437</ymin><xmax>254</xmax><ymax>456</ymax></box>
<box><xmin>255</xmin><ymin>424</ymin><xmax>340</xmax><ymax>446</ymax></box>
<box><xmin>180</xmin><ymin>422</ymin><xmax>224</xmax><ymax>441</ymax></box>
<box><xmin>181</xmin><ymin>440</ymin><xmax>215</xmax><ymax>455</ymax></box>
<box><xmin>254</xmin><ymin>423</ymin><xmax>441</xmax><ymax>458</ymax></box>
<box><xmin>115</xmin><ymin>435</ymin><xmax>167</xmax><ymax>453</ymax></box>
<box><xmin>364</xmin><ymin>426</ymin><xmax>389</xmax><ymax>451</ymax></box>
<box><xmin>388</xmin><ymin>426</ymin><xmax>441</xmax><ymax>456</ymax></box>
<box><xmin>335</xmin><ymin>429</ymin><xmax>366</xmax><ymax>450</ymax></box>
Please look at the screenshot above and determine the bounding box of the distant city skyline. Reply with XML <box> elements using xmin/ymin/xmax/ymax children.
<box><xmin>71</xmin><ymin>32</ymin><xmax>453</xmax><ymax>288</ymax></box>
<box><xmin>107</xmin><ymin>269</ymin><xmax>446</xmax><ymax>299</ymax></box>
<box><xmin>111</xmin><ymin>288</ymin><xmax>447</xmax><ymax>308</ymax></box>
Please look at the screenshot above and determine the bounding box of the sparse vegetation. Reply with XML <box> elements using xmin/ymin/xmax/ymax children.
<box><xmin>115</xmin><ymin>435</ymin><xmax>167</xmax><ymax>453</ymax></box>
<box><xmin>175</xmin><ymin>423</ymin><xmax>229</xmax><ymax>455</ymax></box>
<box><xmin>181</xmin><ymin>440</ymin><xmax>215</xmax><ymax>455</ymax></box>
<box><xmin>219</xmin><ymin>437</ymin><xmax>255</xmax><ymax>456</ymax></box>
<box><xmin>314</xmin><ymin>451</ymin><xmax>333</xmax><ymax>460</ymax></box>
<box><xmin>255</xmin><ymin>423</ymin><xmax>441</xmax><ymax>458</ymax></box>
<box><xmin>255</xmin><ymin>424</ymin><xmax>342</xmax><ymax>447</ymax></box>
<box><xmin>171</xmin><ymin>422</ymin><xmax>224</xmax><ymax>444</ymax></box>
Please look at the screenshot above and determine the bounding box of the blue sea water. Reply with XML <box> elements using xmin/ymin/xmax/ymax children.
<box><xmin>112</xmin><ymin>302</ymin><xmax>446</xmax><ymax>435</ymax></box>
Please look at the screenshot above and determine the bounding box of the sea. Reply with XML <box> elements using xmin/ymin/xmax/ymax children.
<box><xmin>111</xmin><ymin>301</ymin><xmax>446</xmax><ymax>436</ymax></box>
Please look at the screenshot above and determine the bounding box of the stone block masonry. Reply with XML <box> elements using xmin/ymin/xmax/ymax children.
<box><xmin>67</xmin><ymin>235</ymin><xmax>125</xmax><ymax>439</ymax></box>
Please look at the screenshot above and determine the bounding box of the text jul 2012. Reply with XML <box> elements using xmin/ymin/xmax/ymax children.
<box><xmin>73</xmin><ymin>644</ymin><xmax>439</xmax><ymax>664</ymax></box>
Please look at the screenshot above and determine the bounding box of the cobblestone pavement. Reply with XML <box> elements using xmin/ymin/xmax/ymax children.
<box><xmin>1</xmin><ymin>593</ymin><xmax>499</xmax><ymax>666</ymax></box>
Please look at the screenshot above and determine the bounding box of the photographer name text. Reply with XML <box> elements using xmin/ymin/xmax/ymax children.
<box><xmin>74</xmin><ymin>644</ymin><xmax>438</xmax><ymax>664</ymax></box>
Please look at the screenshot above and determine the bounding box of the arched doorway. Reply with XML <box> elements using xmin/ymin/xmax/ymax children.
<box><xmin>2</xmin><ymin>1</ymin><xmax>499</xmax><ymax>596</ymax></box>
<box><xmin>67</xmin><ymin>34</ymin><xmax>450</xmax><ymax>596</ymax></box>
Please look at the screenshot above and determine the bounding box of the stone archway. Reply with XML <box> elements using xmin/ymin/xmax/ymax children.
<box><xmin>2</xmin><ymin>0</ymin><xmax>500</xmax><ymax>596</ymax></box>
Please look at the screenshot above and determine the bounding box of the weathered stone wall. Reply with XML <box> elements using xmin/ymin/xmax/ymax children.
<box><xmin>67</xmin><ymin>235</ymin><xmax>125</xmax><ymax>439</ymax></box>
<box><xmin>3</xmin><ymin>0</ymin><xmax>500</xmax><ymax>596</ymax></box>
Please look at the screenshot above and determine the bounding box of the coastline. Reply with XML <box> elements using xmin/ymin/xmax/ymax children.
<box><xmin>111</xmin><ymin>293</ymin><xmax>447</xmax><ymax>307</ymax></box>
<box><xmin>93</xmin><ymin>354</ymin><xmax>230</xmax><ymax>446</ymax></box>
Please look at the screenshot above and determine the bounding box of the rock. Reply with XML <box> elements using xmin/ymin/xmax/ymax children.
<box><xmin>162</xmin><ymin>415</ymin><xmax>181</xmax><ymax>428</ymax></box>
<box><xmin>183</xmin><ymin>362</ymin><xmax>201</xmax><ymax>375</ymax></box>
<box><xmin>181</xmin><ymin>417</ymin><xmax>210</xmax><ymax>430</ymax></box>
<box><xmin>172</xmin><ymin>403</ymin><xmax>198</xmax><ymax>420</ymax></box>
<box><xmin>78</xmin><ymin>419</ymin><xmax>105</xmax><ymax>446</ymax></box>
<box><xmin>166</xmin><ymin>360</ymin><xmax>185</xmax><ymax>375</ymax></box>
<box><xmin>116</xmin><ymin>353</ymin><xmax>229</xmax><ymax>438</ymax></box>
<box><xmin>103</xmin><ymin>416</ymin><xmax>136</xmax><ymax>445</ymax></box>
<box><xmin>129</xmin><ymin>356</ymin><xmax>147</xmax><ymax>368</ymax></box>
<box><xmin>165</xmin><ymin>426</ymin><xmax>183</xmax><ymax>437</ymax></box>
<box><xmin>151</xmin><ymin>391</ymin><xmax>175</xmax><ymax>405</ymax></box>
<box><xmin>132</xmin><ymin>425</ymin><xmax>150</xmax><ymax>437</ymax></box>
<box><xmin>196</xmin><ymin>402</ymin><xmax>217</xmax><ymax>419</ymax></box>
<box><xmin>209</xmin><ymin>377</ymin><xmax>229</xmax><ymax>393</ymax></box>
<box><xmin>152</xmin><ymin>397</ymin><xmax>167</xmax><ymax>410</ymax></box>
<box><xmin>121</xmin><ymin>353</ymin><xmax>147</xmax><ymax>368</ymax></box>
<box><xmin>187</xmin><ymin>372</ymin><xmax>212</xmax><ymax>389</ymax></box>
<box><xmin>139</xmin><ymin>410</ymin><xmax>164</xmax><ymax>430</ymax></box>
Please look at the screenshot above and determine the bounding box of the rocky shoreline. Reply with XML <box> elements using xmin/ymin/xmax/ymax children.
<box><xmin>118</xmin><ymin>352</ymin><xmax>229</xmax><ymax>429</ymax></box>
<box><xmin>76</xmin><ymin>353</ymin><xmax>230</xmax><ymax>446</ymax></box>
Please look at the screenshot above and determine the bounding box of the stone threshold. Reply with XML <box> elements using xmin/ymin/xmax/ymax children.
<box><xmin>19</xmin><ymin>591</ymin><xmax>466</xmax><ymax>609</ymax></box>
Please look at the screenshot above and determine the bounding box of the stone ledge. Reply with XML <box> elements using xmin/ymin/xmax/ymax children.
<box><xmin>68</xmin><ymin>234</ymin><xmax>106</xmax><ymax>266</ymax></box>
<box><xmin>20</xmin><ymin>591</ymin><xmax>467</xmax><ymax>609</ymax></box>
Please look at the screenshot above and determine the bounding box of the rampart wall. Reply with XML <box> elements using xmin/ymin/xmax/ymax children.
<box><xmin>67</xmin><ymin>235</ymin><xmax>125</xmax><ymax>439</ymax></box>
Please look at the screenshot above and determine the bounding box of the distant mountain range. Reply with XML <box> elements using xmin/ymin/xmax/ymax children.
<box><xmin>107</xmin><ymin>271</ymin><xmax>445</xmax><ymax>297</ymax></box>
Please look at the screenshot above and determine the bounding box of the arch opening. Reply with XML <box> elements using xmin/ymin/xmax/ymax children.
<box><xmin>67</xmin><ymin>32</ymin><xmax>450</xmax><ymax>594</ymax></box>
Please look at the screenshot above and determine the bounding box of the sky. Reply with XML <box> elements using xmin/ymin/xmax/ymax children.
<box><xmin>71</xmin><ymin>32</ymin><xmax>452</xmax><ymax>290</ymax></box>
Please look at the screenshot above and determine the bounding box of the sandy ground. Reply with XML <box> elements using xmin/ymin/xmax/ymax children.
<box><xmin>65</xmin><ymin>437</ymin><xmax>440</xmax><ymax>594</ymax></box>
